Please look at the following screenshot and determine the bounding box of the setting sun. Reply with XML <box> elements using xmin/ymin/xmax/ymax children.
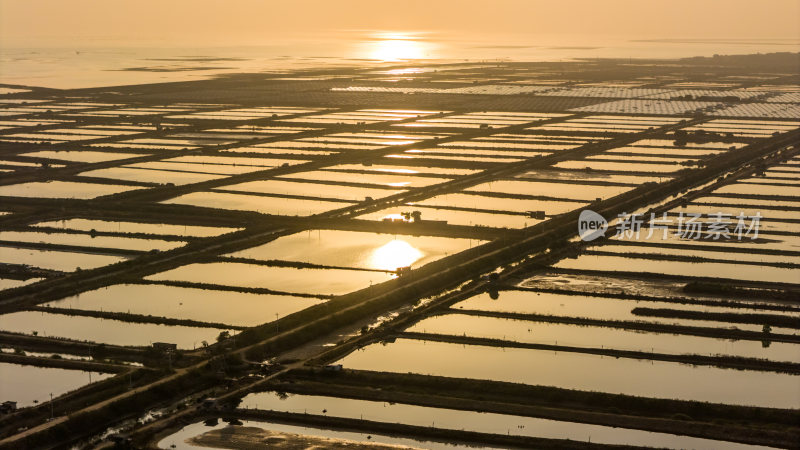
<box><xmin>366</xmin><ymin>33</ymin><xmax>430</xmax><ymax>61</ymax></box>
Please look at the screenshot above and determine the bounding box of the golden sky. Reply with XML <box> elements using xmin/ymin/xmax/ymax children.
<box><xmin>1</xmin><ymin>0</ymin><xmax>798</xmax><ymax>47</ymax></box>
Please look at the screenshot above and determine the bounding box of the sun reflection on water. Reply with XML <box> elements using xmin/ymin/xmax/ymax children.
<box><xmin>363</xmin><ymin>32</ymin><xmax>433</xmax><ymax>62</ymax></box>
<box><xmin>369</xmin><ymin>239</ymin><xmax>424</xmax><ymax>271</ymax></box>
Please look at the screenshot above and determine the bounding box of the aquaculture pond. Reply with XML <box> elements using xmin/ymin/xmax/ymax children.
<box><xmin>157</xmin><ymin>419</ymin><xmax>481</xmax><ymax>450</ymax></box>
<box><xmin>0</xmin><ymin>181</ymin><xmax>142</xmax><ymax>199</ymax></box>
<box><xmin>162</xmin><ymin>191</ymin><xmax>354</xmax><ymax>216</ymax></box>
<box><xmin>226</xmin><ymin>229</ymin><xmax>483</xmax><ymax>271</ymax></box>
<box><xmin>0</xmin><ymin>311</ymin><xmax>227</xmax><ymax>349</ymax></box>
<box><xmin>145</xmin><ymin>262</ymin><xmax>396</xmax><ymax>296</ymax></box>
<box><xmin>357</xmin><ymin>206</ymin><xmax>538</xmax><ymax>229</ymax></box>
<box><xmin>0</xmin><ymin>363</ymin><xmax>113</xmax><ymax>407</ymax></box>
<box><xmin>337</xmin><ymin>338</ymin><xmax>800</xmax><ymax>408</ymax></box>
<box><xmin>237</xmin><ymin>391</ymin><xmax>767</xmax><ymax>450</ymax></box>
<box><xmin>44</xmin><ymin>284</ymin><xmax>325</xmax><ymax>328</ymax></box>
<box><xmin>409</xmin><ymin>313</ymin><xmax>799</xmax><ymax>362</ymax></box>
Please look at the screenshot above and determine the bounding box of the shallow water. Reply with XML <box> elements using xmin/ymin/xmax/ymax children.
<box><xmin>162</xmin><ymin>191</ymin><xmax>353</xmax><ymax>216</ymax></box>
<box><xmin>593</xmin><ymin>243</ymin><xmax>798</xmax><ymax>265</ymax></box>
<box><xmin>0</xmin><ymin>363</ymin><xmax>112</xmax><ymax>407</ymax></box>
<box><xmin>18</xmin><ymin>150</ymin><xmax>143</xmax><ymax>163</ymax></box>
<box><xmin>80</xmin><ymin>167</ymin><xmax>226</xmax><ymax>185</ymax></box>
<box><xmin>0</xmin><ymin>246</ymin><xmax>126</xmax><ymax>271</ymax></box>
<box><xmin>410</xmin><ymin>313</ymin><xmax>799</xmax><ymax>362</ymax></box>
<box><xmin>0</xmin><ymin>311</ymin><xmax>227</xmax><ymax>349</ymax></box>
<box><xmin>157</xmin><ymin>419</ymin><xmax>481</xmax><ymax>450</ymax></box>
<box><xmin>45</xmin><ymin>283</ymin><xmax>324</xmax><ymax>327</ymax></box>
<box><xmin>0</xmin><ymin>231</ymin><xmax>184</xmax><ymax>252</ymax></box>
<box><xmin>516</xmin><ymin>170</ymin><xmax>665</xmax><ymax>184</ymax></box>
<box><xmin>554</xmin><ymin>254</ymin><xmax>799</xmax><ymax>285</ymax></box>
<box><xmin>32</xmin><ymin>218</ymin><xmax>241</xmax><ymax>237</ymax></box>
<box><xmin>357</xmin><ymin>205</ymin><xmax>537</xmax><ymax>228</ymax></box>
<box><xmin>413</xmin><ymin>192</ymin><xmax>584</xmax><ymax>215</ymax></box>
<box><xmin>454</xmin><ymin>290</ymin><xmax>796</xmax><ymax>334</ymax></box>
<box><xmin>227</xmin><ymin>229</ymin><xmax>483</xmax><ymax>271</ymax></box>
<box><xmin>0</xmin><ymin>181</ymin><xmax>141</xmax><ymax>199</ymax></box>
<box><xmin>337</xmin><ymin>338</ymin><xmax>800</xmax><ymax>408</ymax></box>
<box><xmin>465</xmin><ymin>180</ymin><xmax>632</xmax><ymax>201</ymax></box>
<box><xmin>0</xmin><ymin>277</ymin><xmax>42</xmax><ymax>291</ymax></box>
<box><xmin>219</xmin><ymin>179</ymin><xmax>403</xmax><ymax>202</ymax></box>
<box><xmin>146</xmin><ymin>262</ymin><xmax>396</xmax><ymax>296</ymax></box>
<box><xmin>326</xmin><ymin>163</ymin><xmax>477</xmax><ymax>176</ymax></box>
<box><xmin>238</xmin><ymin>391</ymin><xmax>769</xmax><ymax>450</ymax></box>
<box><xmin>552</xmin><ymin>160</ymin><xmax>686</xmax><ymax>173</ymax></box>
<box><xmin>279</xmin><ymin>170</ymin><xmax>450</xmax><ymax>188</ymax></box>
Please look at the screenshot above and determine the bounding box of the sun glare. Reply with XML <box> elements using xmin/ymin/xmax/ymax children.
<box><xmin>367</xmin><ymin>33</ymin><xmax>428</xmax><ymax>62</ymax></box>
<box><xmin>369</xmin><ymin>239</ymin><xmax>424</xmax><ymax>271</ymax></box>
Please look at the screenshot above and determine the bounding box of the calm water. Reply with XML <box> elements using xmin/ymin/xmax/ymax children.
<box><xmin>44</xmin><ymin>283</ymin><xmax>324</xmax><ymax>327</ymax></box>
<box><xmin>146</xmin><ymin>262</ymin><xmax>396</xmax><ymax>295</ymax></box>
<box><xmin>238</xmin><ymin>391</ymin><xmax>769</xmax><ymax>449</ymax></box>
<box><xmin>0</xmin><ymin>362</ymin><xmax>112</xmax><ymax>407</ymax></box>
<box><xmin>4</xmin><ymin>33</ymin><xmax>799</xmax><ymax>89</ymax></box>
<box><xmin>337</xmin><ymin>338</ymin><xmax>800</xmax><ymax>408</ymax></box>
<box><xmin>157</xmin><ymin>419</ymin><xmax>485</xmax><ymax>450</ymax></box>
<box><xmin>226</xmin><ymin>229</ymin><xmax>482</xmax><ymax>271</ymax></box>
<box><xmin>0</xmin><ymin>311</ymin><xmax>227</xmax><ymax>349</ymax></box>
<box><xmin>410</xmin><ymin>313</ymin><xmax>800</xmax><ymax>362</ymax></box>
<box><xmin>454</xmin><ymin>290</ymin><xmax>797</xmax><ymax>334</ymax></box>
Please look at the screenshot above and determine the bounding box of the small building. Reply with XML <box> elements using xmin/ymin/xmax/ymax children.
<box><xmin>323</xmin><ymin>364</ymin><xmax>343</xmax><ymax>372</ymax></box>
<box><xmin>152</xmin><ymin>342</ymin><xmax>177</xmax><ymax>353</ymax></box>
<box><xmin>528</xmin><ymin>210</ymin><xmax>546</xmax><ymax>220</ymax></box>
<box><xmin>1</xmin><ymin>401</ymin><xmax>17</xmax><ymax>414</ymax></box>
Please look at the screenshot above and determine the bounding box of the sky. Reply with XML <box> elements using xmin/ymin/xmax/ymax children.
<box><xmin>1</xmin><ymin>0</ymin><xmax>799</xmax><ymax>48</ymax></box>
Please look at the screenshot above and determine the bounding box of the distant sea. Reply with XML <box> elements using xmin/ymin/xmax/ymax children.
<box><xmin>1</xmin><ymin>32</ymin><xmax>798</xmax><ymax>89</ymax></box>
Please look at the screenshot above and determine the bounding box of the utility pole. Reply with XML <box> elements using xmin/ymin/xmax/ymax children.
<box><xmin>49</xmin><ymin>393</ymin><xmax>53</xmax><ymax>420</ymax></box>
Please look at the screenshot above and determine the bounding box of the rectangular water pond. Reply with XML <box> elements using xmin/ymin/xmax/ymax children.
<box><xmin>80</xmin><ymin>167</ymin><xmax>227</xmax><ymax>185</ymax></box>
<box><xmin>218</xmin><ymin>179</ymin><xmax>403</xmax><ymax>202</ymax></box>
<box><xmin>357</xmin><ymin>206</ymin><xmax>538</xmax><ymax>229</ymax></box>
<box><xmin>0</xmin><ymin>231</ymin><xmax>184</xmax><ymax>252</ymax></box>
<box><xmin>453</xmin><ymin>290</ymin><xmax>793</xmax><ymax>334</ymax></box>
<box><xmin>279</xmin><ymin>170</ymin><xmax>451</xmax><ymax>188</ymax></box>
<box><xmin>0</xmin><ymin>181</ymin><xmax>142</xmax><ymax>199</ymax></box>
<box><xmin>162</xmin><ymin>191</ymin><xmax>354</xmax><ymax>216</ymax></box>
<box><xmin>226</xmin><ymin>230</ymin><xmax>483</xmax><ymax>272</ymax></box>
<box><xmin>157</xmin><ymin>419</ymin><xmax>479</xmax><ymax>450</ymax></box>
<box><xmin>337</xmin><ymin>338</ymin><xmax>800</xmax><ymax>409</ymax></box>
<box><xmin>45</xmin><ymin>284</ymin><xmax>324</xmax><ymax>327</ymax></box>
<box><xmin>0</xmin><ymin>362</ymin><xmax>113</xmax><ymax>407</ymax></box>
<box><xmin>410</xmin><ymin>313</ymin><xmax>799</xmax><ymax>363</ymax></box>
<box><xmin>0</xmin><ymin>246</ymin><xmax>126</xmax><ymax>272</ymax></box>
<box><xmin>0</xmin><ymin>311</ymin><xmax>228</xmax><ymax>349</ymax></box>
<box><xmin>145</xmin><ymin>262</ymin><xmax>396</xmax><ymax>296</ymax></box>
<box><xmin>554</xmin><ymin>254</ymin><xmax>800</xmax><ymax>285</ymax></box>
<box><xmin>32</xmin><ymin>219</ymin><xmax>241</xmax><ymax>237</ymax></box>
<box><xmin>465</xmin><ymin>180</ymin><xmax>632</xmax><ymax>201</ymax></box>
<box><xmin>237</xmin><ymin>391</ymin><xmax>764</xmax><ymax>450</ymax></box>
<box><xmin>413</xmin><ymin>193</ymin><xmax>585</xmax><ymax>215</ymax></box>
